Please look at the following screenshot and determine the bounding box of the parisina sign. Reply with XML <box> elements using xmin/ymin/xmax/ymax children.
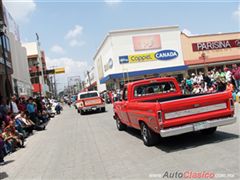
<box><xmin>192</xmin><ymin>39</ymin><xmax>240</xmax><ymax>51</ymax></box>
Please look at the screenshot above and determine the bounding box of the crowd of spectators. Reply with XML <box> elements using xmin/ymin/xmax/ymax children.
<box><xmin>0</xmin><ymin>95</ymin><xmax>55</xmax><ymax>165</ymax></box>
<box><xmin>181</xmin><ymin>64</ymin><xmax>240</xmax><ymax>96</ymax></box>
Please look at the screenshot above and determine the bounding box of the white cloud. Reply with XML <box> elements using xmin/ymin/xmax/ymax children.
<box><xmin>233</xmin><ymin>5</ymin><xmax>240</xmax><ymax>18</ymax></box>
<box><xmin>104</xmin><ymin>0</ymin><xmax>122</xmax><ymax>5</ymax></box>
<box><xmin>65</xmin><ymin>25</ymin><xmax>83</xmax><ymax>40</ymax></box>
<box><xmin>69</xmin><ymin>40</ymin><xmax>85</xmax><ymax>47</ymax></box>
<box><xmin>46</xmin><ymin>56</ymin><xmax>89</xmax><ymax>92</ymax></box>
<box><xmin>3</xmin><ymin>0</ymin><xmax>36</xmax><ymax>23</ymax></box>
<box><xmin>65</xmin><ymin>25</ymin><xmax>85</xmax><ymax>48</ymax></box>
<box><xmin>50</xmin><ymin>44</ymin><xmax>65</xmax><ymax>54</ymax></box>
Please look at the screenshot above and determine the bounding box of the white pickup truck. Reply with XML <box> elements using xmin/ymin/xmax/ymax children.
<box><xmin>76</xmin><ymin>91</ymin><xmax>106</xmax><ymax>115</ymax></box>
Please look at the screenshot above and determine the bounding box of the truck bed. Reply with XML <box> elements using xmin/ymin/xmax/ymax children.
<box><xmin>143</xmin><ymin>92</ymin><xmax>218</xmax><ymax>103</ymax></box>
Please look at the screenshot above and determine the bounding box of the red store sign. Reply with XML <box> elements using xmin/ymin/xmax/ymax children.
<box><xmin>192</xmin><ymin>39</ymin><xmax>240</xmax><ymax>51</ymax></box>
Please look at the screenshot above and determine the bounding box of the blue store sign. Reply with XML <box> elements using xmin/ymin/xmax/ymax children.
<box><xmin>119</xmin><ymin>56</ymin><xmax>129</xmax><ymax>64</ymax></box>
<box><xmin>155</xmin><ymin>50</ymin><xmax>178</xmax><ymax>60</ymax></box>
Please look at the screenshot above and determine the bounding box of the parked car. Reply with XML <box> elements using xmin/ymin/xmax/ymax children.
<box><xmin>113</xmin><ymin>77</ymin><xmax>236</xmax><ymax>146</ymax></box>
<box><xmin>76</xmin><ymin>91</ymin><xmax>106</xmax><ymax>115</ymax></box>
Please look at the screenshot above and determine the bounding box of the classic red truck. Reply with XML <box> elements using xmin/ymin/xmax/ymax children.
<box><xmin>76</xmin><ymin>91</ymin><xmax>105</xmax><ymax>115</ymax></box>
<box><xmin>113</xmin><ymin>77</ymin><xmax>236</xmax><ymax>146</ymax></box>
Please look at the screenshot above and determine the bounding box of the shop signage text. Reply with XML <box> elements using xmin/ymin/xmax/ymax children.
<box><xmin>155</xmin><ymin>50</ymin><xmax>178</xmax><ymax>60</ymax></box>
<box><xmin>119</xmin><ymin>50</ymin><xmax>179</xmax><ymax>64</ymax></box>
<box><xmin>192</xmin><ymin>39</ymin><xmax>240</xmax><ymax>51</ymax></box>
<box><xmin>129</xmin><ymin>53</ymin><xmax>156</xmax><ymax>63</ymax></box>
<box><xmin>119</xmin><ymin>56</ymin><xmax>129</xmax><ymax>64</ymax></box>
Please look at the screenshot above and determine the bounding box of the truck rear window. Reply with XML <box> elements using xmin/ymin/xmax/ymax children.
<box><xmin>134</xmin><ymin>82</ymin><xmax>176</xmax><ymax>97</ymax></box>
<box><xmin>80</xmin><ymin>92</ymin><xmax>98</xmax><ymax>99</ymax></box>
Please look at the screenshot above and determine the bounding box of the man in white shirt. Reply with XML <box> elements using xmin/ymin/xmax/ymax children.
<box><xmin>11</xmin><ymin>95</ymin><xmax>19</xmax><ymax>115</ymax></box>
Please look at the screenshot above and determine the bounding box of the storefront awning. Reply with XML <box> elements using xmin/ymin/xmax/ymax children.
<box><xmin>100</xmin><ymin>65</ymin><xmax>188</xmax><ymax>84</ymax></box>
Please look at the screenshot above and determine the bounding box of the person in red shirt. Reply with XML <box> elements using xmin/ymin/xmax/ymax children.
<box><xmin>231</xmin><ymin>64</ymin><xmax>240</xmax><ymax>92</ymax></box>
<box><xmin>17</xmin><ymin>97</ymin><xmax>27</xmax><ymax>112</ymax></box>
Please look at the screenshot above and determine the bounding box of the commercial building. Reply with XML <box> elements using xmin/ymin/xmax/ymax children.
<box><xmin>0</xmin><ymin>0</ymin><xmax>33</xmax><ymax>98</ymax></box>
<box><xmin>94</xmin><ymin>26</ymin><xmax>187</xmax><ymax>92</ymax></box>
<box><xmin>9</xmin><ymin>32</ymin><xmax>32</xmax><ymax>97</ymax></box>
<box><xmin>94</xmin><ymin>25</ymin><xmax>240</xmax><ymax>92</ymax></box>
<box><xmin>181</xmin><ymin>32</ymin><xmax>240</xmax><ymax>76</ymax></box>
<box><xmin>23</xmin><ymin>42</ymin><xmax>50</xmax><ymax>97</ymax></box>
<box><xmin>0</xmin><ymin>1</ymin><xmax>16</xmax><ymax>99</ymax></box>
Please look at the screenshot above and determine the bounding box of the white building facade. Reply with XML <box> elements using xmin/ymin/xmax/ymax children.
<box><xmin>9</xmin><ymin>32</ymin><xmax>32</xmax><ymax>96</ymax></box>
<box><xmin>94</xmin><ymin>26</ymin><xmax>187</xmax><ymax>92</ymax></box>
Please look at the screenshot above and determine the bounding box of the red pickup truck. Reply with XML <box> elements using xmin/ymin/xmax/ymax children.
<box><xmin>113</xmin><ymin>77</ymin><xmax>236</xmax><ymax>146</ymax></box>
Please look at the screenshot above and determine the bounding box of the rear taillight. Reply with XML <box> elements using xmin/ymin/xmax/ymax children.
<box><xmin>79</xmin><ymin>101</ymin><xmax>84</xmax><ymax>107</ymax></box>
<box><xmin>157</xmin><ymin>111</ymin><xmax>162</xmax><ymax>124</ymax></box>
<box><xmin>230</xmin><ymin>98</ymin><xmax>234</xmax><ymax>110</ymax></box>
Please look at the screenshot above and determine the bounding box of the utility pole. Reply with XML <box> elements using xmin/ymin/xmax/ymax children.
<box><xmin>54</xmin><ymin>70</ymin><xmax>57</xmax><ymax>98</ymax></box>
<box><xmin>87</xmin><ymin>71</ymin><xmax>91</xmax><ymax>88</ymax></box>
<box><xmin>36</xmin><ymin>33</ymin><xmax>44</xmax><ymax>96</ymax></box>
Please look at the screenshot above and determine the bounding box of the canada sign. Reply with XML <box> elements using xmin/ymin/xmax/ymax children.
<box><xmin>155</xmin><ymin>50</ymin><xmax>178</xmax><ymax>60</ymax></box>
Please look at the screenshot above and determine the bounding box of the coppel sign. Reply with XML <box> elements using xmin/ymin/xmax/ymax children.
<box><xmin>119</xmin><ymin>50</ymin><xmax>178</xmax><ymax>64</ymax></box>
<box><xmin>155</xmin><ymin>50</ymin><xmax>178</xmax><ymax>60</ymax></box>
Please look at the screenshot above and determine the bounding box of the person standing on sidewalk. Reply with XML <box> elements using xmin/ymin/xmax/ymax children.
<box><xmin>232</xmin><ymin>64</ymin><xmax>240</xmax><ymax>92</ymax></box>
<box><xmin>10</xmin><ymin>95</ymin><xmax>19</xmax><ymax>116</ymax></box>
<box><xmin>26</xmin><ymin>97</ymin><xmax>38</xmax><ymax>124</ymax></box>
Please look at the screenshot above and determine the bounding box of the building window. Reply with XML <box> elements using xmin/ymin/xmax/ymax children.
<box><xmin>3</xmin><ymin>35</ymin><xmax>10</xmax><ymax>52</ymax></box>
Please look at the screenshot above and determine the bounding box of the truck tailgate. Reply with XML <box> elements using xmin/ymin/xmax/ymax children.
<box><xmin>160</xmin><ymin>91</ymin><xmax>234</xmax><ymax>128</ymax></box>
<box><xmin>83</xmin><ymin>97</ymin><xmax>102</xmax><ymax>107</ymax></box>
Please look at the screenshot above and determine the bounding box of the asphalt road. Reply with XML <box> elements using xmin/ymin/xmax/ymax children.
<box><xmin>0</xmin><ymin>103</ymin><xmax>239</xmax><ymax>180</ymax></box>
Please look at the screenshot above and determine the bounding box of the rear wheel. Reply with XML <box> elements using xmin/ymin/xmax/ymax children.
<box><xmin>201</xmin><ymin>127</ymin><xmax>217</xmax><ymax>135</ymax></box>
<box><xmin>140</xmin><ymin>123</ymin><xmax>159</xmax><ymax>146</ymax></box>
<box><xmin>101</xmin><ymin>107</ymin><xmax>106</xmax><ymax>112</ymax></box>
<box><xmin>80</xmin><ymin>110</ymin><xmax>85</xmax><ymax>115</ymax></box>
<box><xmin>116</xmin><ymin>117</ymin><xmax>126</xmax><ymax>131</ymax></box>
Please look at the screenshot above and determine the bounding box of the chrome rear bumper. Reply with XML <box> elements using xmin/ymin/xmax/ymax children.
<box><xmin>160</xmin><ymin>116</ymin><xmax>237</xmax><ymax>137</ymax></box>
<box><xmin>81</xmin><ymin>104</ymin><xmax>105</xmax><ymax>111</ymax></box>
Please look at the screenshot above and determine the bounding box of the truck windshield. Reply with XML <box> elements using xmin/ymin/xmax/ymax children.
<box><xmin>80</xmin><ymin>92</ymin><xmax>98</xmax><ymax>99</ymax></box>
<box><xmin>134</xmin><ymin>82</ymin><xmax>176</xmax><ymax>97</ymax></box>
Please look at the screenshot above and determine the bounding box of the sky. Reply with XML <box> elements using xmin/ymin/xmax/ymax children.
<box><xmin>2</xmin><ymin>0</ymin><xmax>240</xmax><ymax>92</ymax></box>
